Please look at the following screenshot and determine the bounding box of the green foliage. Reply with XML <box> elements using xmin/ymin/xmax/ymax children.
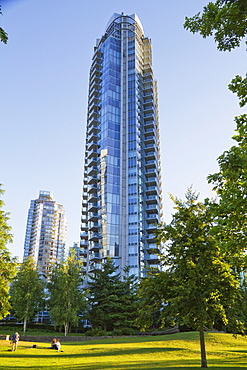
<box><xmin>184</xmin><ymin>0</ymin><xmax>247</xmax><ymax>52</ymax></box>
<box><xmin>229</xmin><ymin>74</ymin><xmax>247</xmax><ymax>107</ymax></box>
<box><xmin>0</xmin><ymin>186</ymin><xmax>17</xmax><ymax>320</ymax></box>
<box><xmin>139</xmin><ymin>189</ymin><xmax>245</xmax><ymax>333</ymax></box>
<box><xmin>208</xmin><ymin>113</ymin><xmax>247</xmax><ymax>272</ymax></box>
<box><xmin>10</xmin><ymin>257</ymin><xmax>45</xmax><ymax>334</ymax></box>
<box><xmin>138</xmin><ymin>189</ymin><xmax>246</xmax><ymax>368</ymax></box>
<box><xmin>48</xmin><ymin>254</ymin><xmax>86</xmax><ymax>336</ymax></box>
<box><xmin>87</xmin><ymin>259</ymin><xmax>139</xmax><ymax>332</ymax></box>
<box><xmin>0</xmin><ymin>5</ymin><xmax>8</xmax><ymax>44</ymax></box>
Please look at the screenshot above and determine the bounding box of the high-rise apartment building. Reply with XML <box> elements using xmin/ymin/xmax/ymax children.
<box><xmin>81</xmin><ymin>13</ymin><xmax>162</xmax><ymax>278</ymax></box>
<box><xmin>23</xmin><ymin>191</ymin><xmax>67</xmax><ymax>280</ymax></box>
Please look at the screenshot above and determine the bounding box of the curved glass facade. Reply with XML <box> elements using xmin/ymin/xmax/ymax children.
<box><xmin>81</xmin><ymin>13</ymin><xmax>163</xmax><ymax>278</ymax></box>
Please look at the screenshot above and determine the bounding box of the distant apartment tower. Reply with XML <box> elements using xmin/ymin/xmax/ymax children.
<box><xmin>80</xmin><ymin>13</ymin><xmax>163</xmax><ymax>278</ymax></box>
<box><xmin>23</xmin><ymin>191</ymin><xmax>67</xmax><ymax>279</ymax></box>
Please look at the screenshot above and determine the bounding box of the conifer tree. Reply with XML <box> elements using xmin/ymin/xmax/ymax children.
<box><xmin>87</xmin><ymin>259</ymin><xmax>139</xmax><ymax>334</ymax></box>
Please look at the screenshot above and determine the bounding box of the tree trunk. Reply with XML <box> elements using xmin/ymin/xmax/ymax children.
<box><xmin>64</xmin><ymin>322</ymin><xmax>68</xmax><ymax>336</ymax></box>
<box><xmin>23</xmin><ymin>317</ymin><xmax>27</xmax><ymax>336</ymax></box>
<box><xmin>199</xmin><ymin>322</ymin><xmax>208</xmax><ymax>368</ymax></box>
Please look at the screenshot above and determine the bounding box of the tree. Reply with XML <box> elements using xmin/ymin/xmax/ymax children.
<box><xmin>184</xmin><ymin>0</ymin><xmax>247</xmax><ymax>291</ymax></box>
<box><xmin>0</xmin><ymin>185</ymin><xmax>17</xmax><ymax>320</ymax></box>
<box><xmin>137</xmin><ymin>189</ymin><xmax>246</xmax><ymax>368</ymax></box>
<box><xmin>0</xmin><ymin>5</ymin><xmax>8</xmax><ymax>44</ymax></box>
<box><xmin>184</xmin><ymin>0</ymin><xmax>247</xmax><ymax>52</ymax></box>
<box><xmin>10</xmin><ymin>257</ymin><xmax>45</xmax><ymax>334</ymax></box>
<box><xmin>48</xmin><ymin>254</ymin><xmax>86</xmax><ymax>336</ymax></box>
<box><xmin>87</xmin><ymin>259</ymin><xmax>139</xmax><ymax>334</ymax></box>
<box><xmin>208</xmin><ymin>112</ymin><xmax>247</xmax><ymax>273</ymax></box>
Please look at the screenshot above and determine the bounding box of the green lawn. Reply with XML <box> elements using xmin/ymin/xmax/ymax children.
<box><xmin>0</xmin><ymin>332</ymin><xmax>247</xmax><ymax>369</ymax></box>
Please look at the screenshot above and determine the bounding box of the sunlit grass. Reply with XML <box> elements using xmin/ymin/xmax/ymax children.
<box><xmin>0</xmin><ymin>332</ymin><xmax>247</xmax><ymax>369</ymax></box>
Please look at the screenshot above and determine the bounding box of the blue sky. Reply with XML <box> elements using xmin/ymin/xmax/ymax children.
<box><xmin>1</xmin><ymin>0</ymin><xmax>246</xmax><ymax>260</ymax></box>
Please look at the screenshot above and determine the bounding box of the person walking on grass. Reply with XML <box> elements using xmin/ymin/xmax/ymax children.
<box><xmin>11</xmin><ymin>332</ymin><xmax>20</xmax><ymax>351</ymax></box>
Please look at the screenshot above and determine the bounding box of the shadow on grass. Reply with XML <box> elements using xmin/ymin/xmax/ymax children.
<box><xmin>0</xmin><ymin>362</ymin><xmax>247</xmax><ymax>370</ymax></box>
<box><xmin>0</xmin><ymin>346</ymin><xmax>186</xmax><ymax>358</ymax></box>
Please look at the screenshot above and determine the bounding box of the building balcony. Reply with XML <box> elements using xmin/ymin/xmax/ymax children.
<box><xmin>88</xmin><ymin>202</ymin><xmax>98</xmax><ymax>212</ymax></box>
<box><xmin>143</xmin><ymin>99</ymin><xmax>153</xmax><ymax>108</ymax></box>
<box><xmin>88</xmin><ymin>212</ymin><xmax>98</xmax><ymax>221</ymax></box>
<box><xmin>80</xmin><ymin>249</ymin><xmax>88</xmax><ymax>257</ymax></box>
<box><xmin>88</xmin><ymin>148</ymin><xmax>98</xmax><ymax>160</ymax></box>
<box><xmin>89</xmin><ymin>80</ymin><xmax>101</xmax><ymax>95</ymax></box>
<box><xmin>89</xmin><ymin>252</ymin><xmax>102</xmax><ymax>261</ymax></box>
<box><xmin>146</xmin><ymin>210</ymin><xmax>159</xmax><ymax>220</ymax></box>
<box><xmin>146</xmin><ymin>222</ymin><xmax>158</xmax><ymax>232</ymax></box>
<box><xmin>146</xmin><ymin>254</ymin><xmax>160</xmax><ymax>264</ymax></box>
<box><xmin>145</xmin><ymin>159</ymin><xmax>157</xmax><ymax>169</ymax></box>
<box><xmin>143</xmin><ymin>105</ymin><xmax>154</xmax><ymax>115</ymax></box>
<box><xmin>88</xmin><ymin>157</ymin><xmax>98</xmax><ymax>168</ymax></box>
<box><xmin>82</xmin><ymin>191</ymin><xmax>88</xmax><ymax>200</ymax></box>
<box><xmin>81</xmin><ymin>222</ymin><xmax>88</xmax><ymax>232</ymax></box>
<box><xmin>88</xmin><ymin>87</ymin><xmax>101</xmax><ymax>101</ymax></box>
<box><xmin>144</xmin><ymin>137</ymin><xmax>157</xmax><ymax>148</ymax></box>
<box><xmin>87</xmin><ymin>174</ymin><xmax>98</xmax><ymax>184</ymax></box>
<box><xmin>88</xmin><ymin>221</ymin><xmax>99</xmax><ymax>232</ymax></box>
<box><xmin>80</xmin><ymin>232</ymin><xmax>88</xmax><ymax>239</ymax></box>
<box><xmin>145</xmin><ymin>177</ymin><xmax>156</xmax><ymax>187</ymax></box>
<box><xmin>145</xmin><ymin>167</ymin><xmax>158</xmax><ymax>177</ymax></box>
<box><xmin>143</xmin><ymin>120</ymin><xmax>155</xmax><ymax>130</ymax></box>
<box><xmin>87</xmin><ymin>140</ymin><xmax>98</xmax><ymax>151</ymax></box>
<box><xmin>87</xmin><ymin>131</ymin><xmax>98</xmax><ymax>144</ymax></box>
<box><xmin>145</xmin><ymin>151</ymin><xmax>158</xmax><ymax>161</ymax></box>
<box><xmin>80</xmin><ymin>239</ymin><xmax>88</xmax><ymax>248</ymax></box>
<box><xmin>143</xmin><ymin>84</ymin><xmax>153</xmax><ymax>93</ymax></box>
<box><xmin>90</xmin><ymin>73</ymin><xmax>101</xmax><ymax>86</ymax></box>
<box><xmin>145</xmin><ymin>185</ymin><xmax>158</xmax><ymax>196</ymax></box>
<box><xmin>88</xmin><ymin>94</ymin><xmax>100</xmax><ymax>105</ymax></box>
<box><xmin>88</xmin><ymin>183</ymin><xmax>98</xmax><ymax>194</ymax></box>
<box><xmin>87</xmin><ymin>166</ymin><xmax>98</xmax><ymax>177</ymax></box>
<box><xmin>88</xmin><ymin>192</ymin><xmax>98</xmax><ymax>203</ymax></box>
<box><xmin>88</xmin><ymin>124</ymin><xmax>98</xmax><ymax>137</ymax></box>
<box><xmin>88</xmin><ymin>232</ymin><xmax>99</xmax><ymax>242</ymax></box>
<box><xmin>146</xmin><ymin>194</ymin><xmax>160</xmax><ymax>204</ymax></box>
<box><xmin>87</xmin><ymin>114</ymin><xmax>99</xmax><ymax>127</ymax></box>
<box><xmin>89</xmin><ymin>242</ymin><xmax>100</xmax><ymax>251</ymax></box>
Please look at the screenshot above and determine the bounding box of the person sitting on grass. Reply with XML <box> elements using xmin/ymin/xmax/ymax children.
<box><xmin>54</xmin><ymin>339</ymin><xmax>61</xmax><ymax>351</ymax></box>
<box><xmin>50</xmin><ymin>338</ymin><xmax>57</xmax><ymax>349</ymax></box>
<box><xmin>11</xmin><ymin>332</ymin><xmax>20</xmax><ymax>351</ymax></box>
<box><xmin>50</xmin><ymin>338</ymin><xmax>61</xmax><ymax>351</ymax></box>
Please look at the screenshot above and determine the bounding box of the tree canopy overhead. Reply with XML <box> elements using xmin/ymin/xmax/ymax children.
<box><xmin>184</xmin><ymin>0</ymin><xmax>247</xmax><ymax>52</ymax></box>
<box><xmin>0</xmin><ymin>5</ymin><xmax>8</xmax><ymax>44</ymax></box>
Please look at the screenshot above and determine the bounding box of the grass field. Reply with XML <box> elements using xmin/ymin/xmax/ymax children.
<box><xmin>0</xmin><ymin>332</ymin><xmax>247</xmax><ymax>369</ymax></box>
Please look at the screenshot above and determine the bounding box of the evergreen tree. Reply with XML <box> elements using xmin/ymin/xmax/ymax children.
<box><xmin>10</xmin><ymin>257</ymin><xmax>45</xmax><ymax>334</ymax></box>
<box><xmin>0</xmin><ymin>185</ymin><xmax>17</xmax><ymax>319</ymax></box>
<box><xmin>87</xmin><ymin>259</ymin><xmax>139</xmax><ymax>334</ymax></box>
<box><xmin>48</xmin><ymin>254</ymin><xmax>86</xmax><ymax>336</ymax></box>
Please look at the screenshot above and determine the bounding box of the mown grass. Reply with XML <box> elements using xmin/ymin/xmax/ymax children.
<box><xmin>0</xmin><ymin>332</ymin><xmax>247</xmax><ymax>369</ymax></box>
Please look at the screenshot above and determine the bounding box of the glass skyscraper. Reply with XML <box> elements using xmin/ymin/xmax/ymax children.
<box><xmin>23</xmin><ymin>191</ymin><xmax>67</xmax><ymax>280</ymax></box>
<box><xmin>81</xmin><ymin>13</ymin><xmax>162</xmax><ymax>278</ymax></box>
